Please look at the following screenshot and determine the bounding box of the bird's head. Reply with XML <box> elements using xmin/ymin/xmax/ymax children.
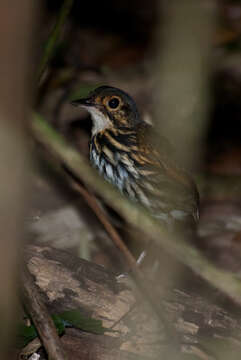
<box><xmin>71</xmin><ymin>86</ymin><xmax>141</xmax><ymax>135</ymax></box>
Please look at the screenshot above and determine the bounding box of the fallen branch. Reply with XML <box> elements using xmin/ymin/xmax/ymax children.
<box><xmin>22</xmin><ymin>267</ymin><xmax>67</xmax><ymax>360</ymax></box>
<box><xmin>24</xmin><ymin>244</ymin><xmax>241</xmax><ymax>360</ymax></box>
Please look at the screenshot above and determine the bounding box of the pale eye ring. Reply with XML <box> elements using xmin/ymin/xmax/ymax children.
<box><xmin>108</xmin><ymin>97</ymin><xmax>120</xmax><ymax>109</ymax></box>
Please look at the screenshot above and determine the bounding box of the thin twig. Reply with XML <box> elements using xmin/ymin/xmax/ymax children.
<box><xmin>66</xmin><ymin>176</ymin><xmax>178</xmax><ymax>341</ymax></box>
<box><xmin>38</xmin><ymin>0</ymin><xmax>73</xmax><ymax>81</ymax></box>
<box><xmin>72</xmin><ymin>182</ymin><xmax>138</xmax><ymax>269</ymax></box>
<box><xmin>32</xmin><ymin>114</ymin><xmax>241</xmax><ymax>306</ymax></box>
<box><xmin>22</xmin><ymin>267</ymin><xmax>67</xmax><ymax>360</ymax></box>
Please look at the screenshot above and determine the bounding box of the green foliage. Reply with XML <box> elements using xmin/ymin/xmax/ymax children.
<box><xmin>69</xmin><ymin>83</ymin><xmax>104</xmax><ymax>101</ymax></box>
<box><xmin>58</xmin><ymin>310</ymin><xmax>106</xmax><ymax>335</ymax></box>
<box><xmin>17</xmin><ymin>322</ymin><xmax>38</xmax><ymax>348</ymax></box>
<box><xmin>52</xmin><ymin>314</ymin><xmax>66</xmax><ymax>336</ymax></box>
<box><xmin>17</xmin><ymin>310</ymin><xmax>105</xmax><ymax>348</ymax></box>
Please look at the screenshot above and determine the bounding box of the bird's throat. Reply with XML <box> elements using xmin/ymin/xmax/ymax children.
<box><xmin>86</xmin><ymin>107</ymin><xmax>111</xmax><ymax>135</ymax></box>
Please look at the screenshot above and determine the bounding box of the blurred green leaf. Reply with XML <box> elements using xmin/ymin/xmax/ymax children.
<box><xmin>52</xmin><ymin>314</ymin><xmax>66</xmax><ymax>336</ymax></box>
<box><xmin>16</xmin><ymin>310</ymin><xmax>105</xmax><ymax>349</ymax></box>
<box><xmin>16</xmin><ymin>315</ymin><xmax>65</xmax><ymax>349</ymax></box>
<box><xmin>16</xmin><ymin>323</ymin><xmax>38</xmax><ymax>348</ymax></box>
<box><xmin>59</xmin><ymin>309</ymin><xmax>106</xmax><ymax>335</ymax></box>
<box><xmin>69</xmin><ymin>83</ymin><xmax>104</xmax><ymax>101</ymax></box>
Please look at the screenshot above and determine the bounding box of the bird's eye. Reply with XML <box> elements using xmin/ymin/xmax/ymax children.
<box><xmin>108</xmin><ymin>97</ymin><xmax>120</xmax><ymax>109</ymax></box>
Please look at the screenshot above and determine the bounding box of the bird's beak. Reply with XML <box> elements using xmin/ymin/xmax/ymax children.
<box><xmin>70</xmin><ymin>97</ymin><xmax>94</xmax><ymax>107</ymax></box>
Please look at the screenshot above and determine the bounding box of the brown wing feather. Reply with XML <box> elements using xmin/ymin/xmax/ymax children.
<box><xmin>132</xmin><ymin>123</ymin><xmax>199</xmax><ymax>226</ymax></box>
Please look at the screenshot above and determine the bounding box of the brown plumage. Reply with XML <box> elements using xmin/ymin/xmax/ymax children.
<box><xmin>71</xmin><ymin>86</ymin><xmax>199</xmax><ymax>232</ymax></box>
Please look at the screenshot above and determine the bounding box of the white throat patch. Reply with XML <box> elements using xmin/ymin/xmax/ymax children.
<box><xmin>84</xmin><ymin>106</ymin><xmax>111</xmax><ymax>135</ymax></box>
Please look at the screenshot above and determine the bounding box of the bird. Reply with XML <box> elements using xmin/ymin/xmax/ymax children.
<box><xmin>71</xmin><ymin>85</ymin><xmax>199</xmax><ymax>233</ymax></box>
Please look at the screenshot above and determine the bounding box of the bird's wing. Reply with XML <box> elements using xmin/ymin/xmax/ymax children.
<box><xmin>131</xmin><ymin>124</ymin><xmax>199</xmax><ymax>225</ymax></box>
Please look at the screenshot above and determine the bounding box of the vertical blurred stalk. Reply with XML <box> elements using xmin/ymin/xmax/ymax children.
<box><xmin>155</xmin><ymin>0</ymin><xmax>217</xmax><ymax>169</ymax></box>
<box><xmin>152</xmin><ymin>1</ymin><xmax>217</xmax><ymax>332</ymax></box>
<box><xmin>38</xmin><ymin>0</ymin><xmax>74</xmax><ymax>81</ymax></box>
<box><xmin>0</xmin><ymin>0</ymin><xmax>36</xmax><ymax>357</ymax></box>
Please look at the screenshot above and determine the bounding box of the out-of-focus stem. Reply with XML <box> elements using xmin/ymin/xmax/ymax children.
<box><xmin>38</xmin><ymin>0</ymin><xmax>73</xmax><ymax>81</ymax></box>
<box><xmin>154</xmin><ymin>0</ymin><xmax>216</xmax><ymax>169</ymax></box>
<box><xmin>0</xmin><ymin>0</ymin><xmax>36</xmax><ymax>357</ymax></box>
